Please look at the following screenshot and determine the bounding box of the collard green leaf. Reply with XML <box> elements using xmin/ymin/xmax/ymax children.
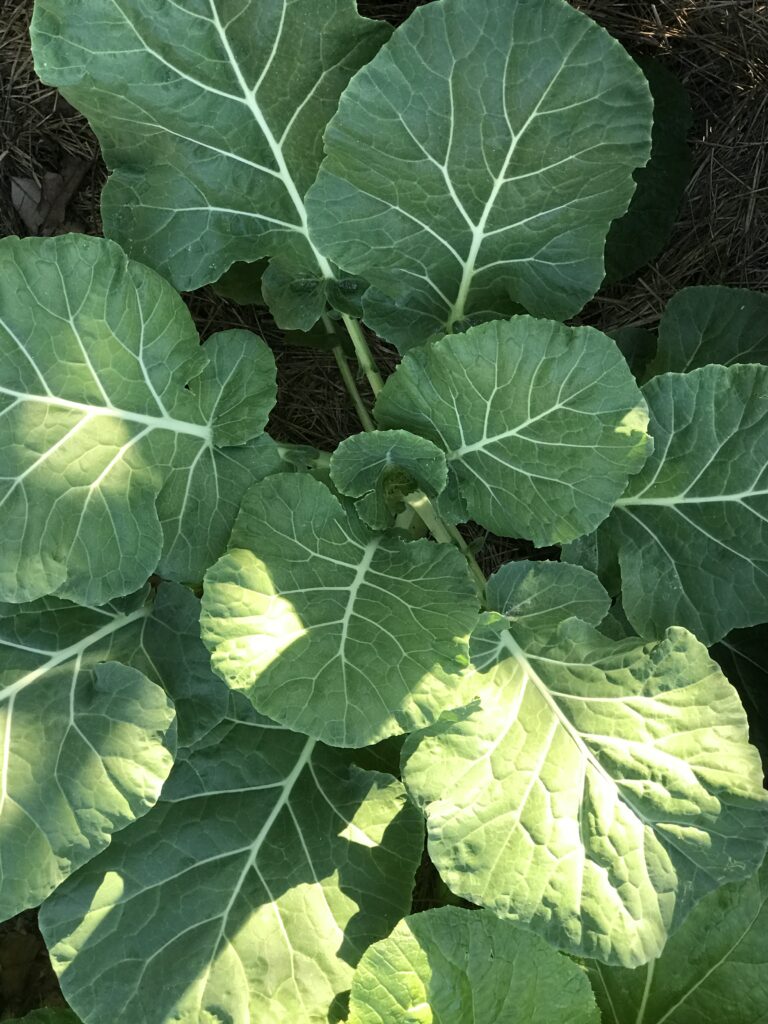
<box><xmin>348</xmin><ymin>906</ymin><xmax>600</xmax><ymax>1024</ymax></box>
<box><xmin>374</xmin><ymin>318</ymin><xmax>650</xmax><ymax>544</ymax></box>
<box><xmin>0</xmin><ymin>234</ymin><xmax>277</xmax><ymax>605</ymax></box>
<box><xmin>714</xmin><ymin>625</ymin><xmax>768</xmax><ymax>770</ymax></box>
<box><xmin>40</xmin><ymin>695</ymin><xmax>424</xmax><ymax>1024</ymax></box>
<box><xmin>604</xmin><ymin>59</ymin><xmax>692</xmax><ymax>284</ymax></box>
<box><xmin>0</xmin><ymin>590</ymin><xmax>175</xmax><ymax>919</ymax></box>
<box><xmin>487</xmin><ymin>559</ymin><xmax>611</xmax><ymax>629</ymax></box>
<box><xmin>330</xmin><ymin>430</ymin><xmax>448</xmax><ymax>529</ymax></box>
<box><xmin>306</xmin><ymin>0</ymin><xmax>653</xmax><ymax>349</ymax></box>
<box><xmin>201</xmin><ymin>473</ymin><xmax>479</xmax><ymax>747</ymax></box>
<box><xmin>402</xmin><ymin>566</ymin><xmax>768</xmax><ymax>967</ymax></box>
<box><xmin>30</xmin><ymin>0</ymin><xmax>390</xmax><ymax>326</ymax></box>
<box><xmin>589</xmin><ymin>857</ymin><xmax>768</xmax><ymax>1024</ymax></box>
<box><xmin>649</xmin><ymin>285</ymin><xmax>768</xmax><ymax>375</ymax></box>
<box><xmin>600</xmin><ymin>364</ymin><xmax>768</xmax><ymax>644</ymax></box>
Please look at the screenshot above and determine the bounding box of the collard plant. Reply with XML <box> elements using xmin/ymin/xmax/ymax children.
<box><xmin>0</xmin><ymin>0</ymin><xmax>764</xmax><ymax>1021</ymax></box>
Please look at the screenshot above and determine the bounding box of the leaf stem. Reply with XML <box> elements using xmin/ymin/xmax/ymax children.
<box><xmin>332</xmin><ymin>346</ymin><xmax>375</xmax><ymax>431</ymax></box>
<box><xmin>335</xmin><ymin>313</ymin><xmax>486</xmax><ymax>598</ymax></box>
<box><xmin>340</xmin><ymin>313</ymin><xmax>385</xmax><ymax>396</ymax></box>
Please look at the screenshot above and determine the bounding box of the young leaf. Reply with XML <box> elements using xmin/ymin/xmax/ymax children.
<box><xmin>330</xmin><ymin>429</ymin><xmax>448</xmax><ymax>529</ymax></box>
<box><xmin>201</xmin><ymin>473</ymin><xmax>479</xmax><ymax>747</ymax></box>
<box><xmin>374</xmin><ymin>318</ymin><xmax>650</xmax><ymax>544</ymax></box>
<box><xmin>0</xmin><ymin>590</ymin><xmax>175</xmax><ymax>920</ymax></box>
<box><xmin>648</xmin><ymin>285</ymin><xmax>768</xmax><ymax>375</ymax></box>
<box><xmin>600</xmin><ymin>364</ymin><xmax>768</xmax><ymax>644</ymax></box>
<box><xmin>306</xmin><ymin>0</ymin><xmax>653</xmax><ymax>349</ymax></box>
<box><xmin>30</xmin><ymin>0</ymin><xmax>391</xmax><ymax>326</ymax></box>
<box><xmin>0</xmin><ymin>234</ymin><xmax>277</xmax><ymax>605</ymax></box>
<box><xmin>603</xmin><ymin>59</ymin><xmax>692</xmax><ymax>284</ymax></box>
<box><xmin>588</xmin><ymin>856</ymin><xmax>768</xmax><ymax>1023</ymax></box>
<box><xmin>40</xmin><ymin>695</ymin><xmax>424</xmax><ymax>1024</ymax></box>
<box><xmin>348</xmin><ymin>906</ymin><xmax>600</xmax><ymax>1024</ymax></box>
<box><xmin>402</xmin><ymin>566</ymin><xmax>768</xmax><ymax>967</ymax></box>
<box><xmin>714</xmin><ymin>625</ymin><xmax>768</xmax><ymax>770</ymax></box>
<box><xmin>487</xmin><ymin>559</ymin><xmax>611</xmax><ymax>629</ymax></box>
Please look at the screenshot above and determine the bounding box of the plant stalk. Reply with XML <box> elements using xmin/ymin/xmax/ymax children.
<box><xmin>334</xmin><ymin>313</ymin><xmax>486</xmax><ymax>598</ymax></box>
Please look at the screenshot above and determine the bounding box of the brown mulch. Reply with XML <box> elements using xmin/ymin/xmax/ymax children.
<box><xmin>0</xmin><ymin>0</ymin><xmax>766</xmax><ymax>1018</ymax></box>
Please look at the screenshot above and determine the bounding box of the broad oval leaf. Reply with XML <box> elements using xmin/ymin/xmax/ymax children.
<box><xmin>348</xmin><ymin>906</ymin><xmax>600</xmax><ymax>1024</ymax></box>
<box><xmin>201</xmin><ymin>473</ymin><xmax>479</xmax><ymax>747</ymax></box>
<box><xmin>40</xmin><ymin>696</ymin><xmax>424</xmax><ymax>1024</ymax></box>
<box><xmin>374</xmin><ymin>318</ymin><xmax>650</xmax><ymax>544</ymax></box>
<box><xmin>402</xmin><ymin>567</ymin><xmax>768</xmax><ymax>966</ymax></box>
<box><xmin>487</xmin><ymin>559</ymin><xmax>611</xmax><ymax>629</ymax></box>
<box><xmin>30</xmin><ymin>0</ymin><xmax>390</xmax><ymax>326</ymax></box>
<box><xmin>0</xmin><ymin>234</ymin><xmax>277</xmax><ymax>605</ymax></box>
<box><xmin>306</xmin><ymin>0</ymin><xmax>653</xmax><ymax>349</ymax></box>
<box><xmin>588</xmin><ymin>856</ymin><xmax>768</xmax><ymax>1024</ymax></box>
<box><xmin>330</xmin><ymin>429</ymin><xmax>448</xmax><ymax>530</ymax></box>
<box><xmin>0</xmin><ymin>590</ymin><xmax>175</xmax><ymax>919</ymax></box>
<box><xmin>648</xmin><ymin>285</ymin><xmax>768</xmax><ymax>376</ymax></box>
<box><xmin>601</xmin><ymin>364</ymin><xmax>768</xmax><ymax>644</ymax></box>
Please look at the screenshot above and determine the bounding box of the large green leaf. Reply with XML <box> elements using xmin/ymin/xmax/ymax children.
<box><xmin>201</xmin><ymin>473</ymin><xmax>479</xmax><ymax>747</ymax></box>
<box><xmin>330</xmin><ymin>429</ymin><xmax>448</xmax><ymax>530</ymax></box>
<box><xmin>0</xmin><ymin>234</ymin><xmax>277</xmax><ymax>605</ymax></box>
<box><xmin>714</xmin><ymin>625</ymin><xmax>768</xmax><ymax>771</ymax></box>
<box><xmin>402</xmin><ymin>566</ymin><xmax>768</xmax><ymax>967</ymax></box>
<box><xmin>306</xmin><ymin>0</ymin><xmax>652</xmax><ymax>349</ymax></box>
<box><xmin>0</xmin><ymin>589</ymin><xmax>175</xmax><ymax>920</ymax></box>
<box><xmin>374</xmin><ymin>318</ymin><xmax>650</xmax><ymax>544</ymax></box>
<box><xmin>30</xmin><ymin>0</ymin><xmax>390</xmax><ymax>327</ymax></box>
<box><xmin>648</xmin><ymin>285</ymin><xmax>768</xmax><ymax>376</ymax></box>
<box><xmin>348</xmin><ymin>906</ymin><xmax>600</xmax><ymax>1024</ymax></box>
<box><xmin>600</xmin><ymin>364</ymin><xmax>768</xmax><ymax>644</ymax></box>
<box><xmin>40</xmin><ymin>695</ymin><xmax>423</xmax><ymax>1024</ymax></box>
<box><xmin>603</xmin><ymin>59</ymin><xmax>692</xmax><ymax>284</ymax></box>
<box><xmin>588</xmin><ymin>857</ymin><xmax>768</xmax><ymax>1023</ymax></box>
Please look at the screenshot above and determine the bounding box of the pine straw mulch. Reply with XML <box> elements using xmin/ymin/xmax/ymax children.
<box><xmin>0</xmin><ymin>0</ymin><xmax>767</xmax><ymax>1017</ymax></box>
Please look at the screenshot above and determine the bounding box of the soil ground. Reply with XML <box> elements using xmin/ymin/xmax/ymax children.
<box><xmin>1</xmin><ymin>0</ymin><xmax>767</xmax><ymax>1017</ymax></box>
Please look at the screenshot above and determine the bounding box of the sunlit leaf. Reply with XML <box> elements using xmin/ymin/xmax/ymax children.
<box><xmin>348</xmin><ymin>906</ymin><xmax>600</xmax><ymax>1024</ymax></box>
<box><xmin>201</xmin><ymin>473</ymin><xmax>479</xmax><ymax>747</ymax></box>
<box><xmin>0</xmin><ymin>234</ymin><xmax>277</xmax><ymax>604</ymax></box>
<box><xmin>40</xmin><ymin>695</ymin><xmax>423</xmax><ymax>1024</ymax></box>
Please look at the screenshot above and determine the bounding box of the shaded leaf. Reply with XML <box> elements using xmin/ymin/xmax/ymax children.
<box><xmin>604</xmin><ymin>59</ymin><xmax>692</xmax><ymax>283</ymax></box>
<box><xmin>487</xmin><ymin>559</ymin><xmax>610</xmax><ymax>629</ymax></box>
<box><xmin>600</xmin><ymin>364</ymin><xmax>768</xmax><ymax>644</ymax></box>
<box><xmin>306</xmin><ymin>0</ymin><xmax>652</xmax><ymax>349</ymax></box>
<box><xmin>649</xmin><ymin>285</ymin><xmax>768</xmax><ymax>375</ymax></box>
<box><xmin>589</xmin><ymin>857</ymin><xmax>768</xmax><ymax>1023</ymax></box>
